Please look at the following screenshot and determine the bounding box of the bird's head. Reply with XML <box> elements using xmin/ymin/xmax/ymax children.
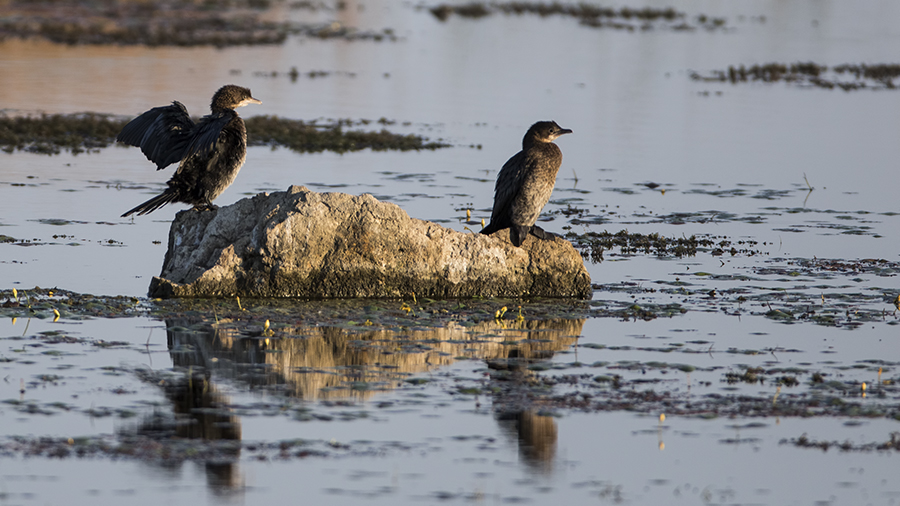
<box><xmin>211</xmin><ymin>85</ymin><xmax>262</xmax><ymax>112</ymax></box>
<box><xmin>524</xmin><ymin>121</ymin><xmax>572</xmax><ymax>147</ymax></box>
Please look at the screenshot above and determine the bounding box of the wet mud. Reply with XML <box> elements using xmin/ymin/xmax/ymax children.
<box><xmin>0</xmin><ymin>113</ymin><xmax>449</xmax><ymax>155</ymax></box>
<box><xmin>691</xmin><ymin>62</ymin><xmax>900</xmax><ymax>91</ymax></box>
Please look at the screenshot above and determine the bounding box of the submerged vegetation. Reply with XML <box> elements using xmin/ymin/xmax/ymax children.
<box><xmin>0</xmin><ymin>113</ymin><xmax>449</xmax><ymax>155</ymax></box>
<box><xmin>427</xmin><ymin>2</ymin><xmax>728</xmax><ymax>31</ymax></box>
<box><xmin>690</xmin><ymin>62</ymin><xmax>900</xmax><ymax>90</ymax></box>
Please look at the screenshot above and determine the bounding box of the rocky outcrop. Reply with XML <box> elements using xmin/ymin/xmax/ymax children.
<box><xmin>149</xmin><ymin>186</ymin><xmax>591</xmax><ymax>299</ymax></box>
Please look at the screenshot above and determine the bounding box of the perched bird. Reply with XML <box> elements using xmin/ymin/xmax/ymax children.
<box><xmin>118</xmin><ymin>85</ymin><xmax>261</xmax><ymax>217</ymax></box>
<box><xmin>481</xmin><ymin>121</ymin><xmax>572</xmax><ymax>247</ymax></box>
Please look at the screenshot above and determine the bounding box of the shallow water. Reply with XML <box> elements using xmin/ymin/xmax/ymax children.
<box><xmin>2</xmin><ymin>0</ymin><xmax>900</xmax><ymax>504</ymax></box>
<box><xmin>2</xmin><ymin>313</ymin><xmax>898</xmax><ymax>504</ymax></box>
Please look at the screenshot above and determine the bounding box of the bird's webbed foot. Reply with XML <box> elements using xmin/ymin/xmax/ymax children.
<box><xmin>192</xmin><ymin>203</ymin><xmax>219</xmax><ymax>212</ymax></box>
<box><xmin>510</xmin><ymin>225</ymin><xmax>530</xmax><ymax>247</ymax></box>
<box><xmin>529</xmin><ymin>225</ymin><xmax>557</xmax><ymax>241</ymax></box>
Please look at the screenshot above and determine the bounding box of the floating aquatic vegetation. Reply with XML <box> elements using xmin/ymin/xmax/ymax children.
<box><xmin>781</xmin><ymin>432</ymin><xmax>900</xmax><ymax>452</ymax></box>
<box><xmin>565</xmin><ymin>230</ymin><xmax>762</xmax><ymax>262</ymax></box>
<box><xmin>756</xmin><ymin>257</ymin><xmax>900</xmax><ymax>278</ymax></box>
<box><xmin>246</xmin><ymin>116</ymin><xmax>451</xmax><ymax>153</ymax></box>
<box><xmin>0</xmin><ymin>114</ymin><xmax>449</xmax><ymax>155</ymax></box>
<box><xmin>148</xmin><ymin>296</ymin><xmax>593</xmax><ymax>331</ymax></box>
<box><xmin>567</xmin><ymin>230</ymin><xmax>710</xmax><ymax>262</ymax></box>
<box><xmin>724</xmin><ymin>366</ymin><xmax>766</xmax><ymax>384</ymax></box>
<box><xmin>0</xmin><ymin>0</ymin><xmax>397</xmax><ymax>47</ymax></box>
<box><xmin>0</xmin><ymin>287</ymin><xmax>143</xmax><ymax>319</ymax></box>
<box><xmin>485</xmin><ymin>361</ymin><xmax>900</xmax><ymax>419</ymax></box>
<box><xmin>0</xmin><ymin>432</ymin><xmax>421</xmax><ymax>462</ymax></box>
<box><xmin>0</xmin><ymin>113</ymin><xmax>126</xmax><ymax>155</ymax></box>
<box><xmin>252</xmin><ymin>67</ymin><xmax>358</xmax><ymax>83</ymax></box>
<box><xmin>690</xmin><ymin>62</ymin><xmax>900</xmax><ymax>90</ymax></box>
<box><xmin>683</xmin><ymin>187</ymin><xmax>796</xmax><ymax>200</ymax></box>
<box><xmin>427</xmin><ymin>2</ymin><xmax>728</xmax><ymax>31</ymax></box>
<box><xmin>503</xmin><ymin>355</ymin><xmax>894</xmax><ymax>421</ymax></box>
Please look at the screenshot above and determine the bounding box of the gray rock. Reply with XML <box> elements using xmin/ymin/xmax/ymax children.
<box><xmin>149</xmin><ymin>186</ymin><xmax>591</xmax><ymax>299</ymax></box>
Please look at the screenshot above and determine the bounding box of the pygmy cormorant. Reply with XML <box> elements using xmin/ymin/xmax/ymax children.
<box><xmin>480</xmin><ymin>121</ymin><xmax>572</xmax><ymax>247</ymax></box>
<box><xmin>119</xmin><ymin>84</ymin><xmax>261</xmax><ymax>217</ymax></box>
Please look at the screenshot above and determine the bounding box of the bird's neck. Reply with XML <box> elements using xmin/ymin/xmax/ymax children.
<box><xmin>522</xmin><ymin>138</ymin><xmax>548</xmax><ymax>150</ymax></box>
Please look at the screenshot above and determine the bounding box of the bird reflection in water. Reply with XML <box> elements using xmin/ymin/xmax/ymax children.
<box><xmin>133</xmin><ymin>365</ymin><xmax>244</xmax><ymax>495</ymax></box>
<box><xmin>120</xmin><ymin>322</ymin><xmax>248</xmax><ymax>496</ymax></box>
<box><xmin>151</xmin><ymin>316</ymin><xmax>583</xmax><ymax>490</ymax></box>
<box><xmin>497</xmin><ymin>409</ymin><xmax>558</xmax><ymax>473</ymax></box>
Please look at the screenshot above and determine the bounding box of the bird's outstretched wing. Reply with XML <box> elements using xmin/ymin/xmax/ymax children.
<box><xmin>117</xmin><ymin>101</ymin><xmax>195</xmax><ymax>170</ymax></box>
<box><xmin>181</xmin><ymin>110</ymin><xmax>236</xmax><ymax>161</ymax></box>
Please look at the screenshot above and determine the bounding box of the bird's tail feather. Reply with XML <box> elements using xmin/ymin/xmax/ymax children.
<box><xmin>480</xmin><ymin>222</ymin><xmax>499</xmax><ymax>235</ymax></box>
<box><xmin>121</xmin><ymin>189</ymin><xmax>178</xmax><ymax>217</ymax></box>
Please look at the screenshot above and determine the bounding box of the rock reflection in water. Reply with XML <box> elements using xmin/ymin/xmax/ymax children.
<box><xmin>165</xmin><ymin>317</ymin><xmax>584</xmax><ymax>400</ymax></box>
<box><xmin>162</xmin><ymin>317</ymin><xmax>581</xmax><ymax>482</ymax></box>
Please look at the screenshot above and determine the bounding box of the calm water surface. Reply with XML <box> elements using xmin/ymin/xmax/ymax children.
<box><xmin>1</xmin><ymin>0</ymin><xmax>899</xmax><ymax>504</ymax></box>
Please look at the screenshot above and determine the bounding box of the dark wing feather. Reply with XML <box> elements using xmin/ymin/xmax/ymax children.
<box><xmin>488</xmin><ymin>151</ymin><xmax>527</xmax><ymax>229</ymax></box>
<box><xmin>117</xmin><ymin>101</ymin><xmax>195</xmax><ymax>170</ymax></box>
<box><xmin>181</xmin><ymin>111</ymin><xmax>235</xmax><ymax>161</ymax></box>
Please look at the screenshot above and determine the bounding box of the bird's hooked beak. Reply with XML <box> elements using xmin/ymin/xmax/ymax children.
<box><xmin>238</xmin><ymin>97</ymin><xmax>262</xmax><ymax>107</ymax></box>
<box><xmin>549</xmin><ymin>126</ymin><xmax>572</xmax><ymax>141</ymax></box>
